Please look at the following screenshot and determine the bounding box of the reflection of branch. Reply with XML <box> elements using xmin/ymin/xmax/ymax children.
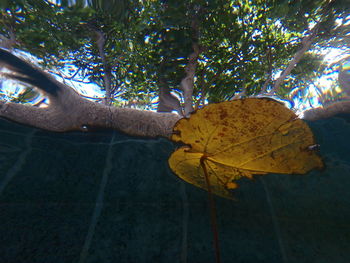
<box><xmin>261</xmin><ymin>75</ymin><xmax>272</xmax><ymax>94</ymax></box>
<box><xmin>69</xmin><ymin>79</ymin><xmax>93</xmax><ymax>84</ymax></box>
<box><xmin>110</xmin><ymin>81</ymin><xmax>120</xmax><ymax>95</ymax></box>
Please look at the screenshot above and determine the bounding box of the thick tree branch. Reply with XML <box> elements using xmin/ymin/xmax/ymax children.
<box><xmin>0</xmin><ymin>48</ymin><xmax>180</xmax><ymax>138</ymax></box>
<box><xmin>0</xmin><ymin>98</ymin><xmax>181</xmax><ymax>137</ymax></box>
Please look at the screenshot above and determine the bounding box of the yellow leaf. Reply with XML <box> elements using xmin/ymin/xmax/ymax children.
<box><xmin>169</xmin><ymin>98</ymin><xmax>324</xmax><ymax>199</ymax></box>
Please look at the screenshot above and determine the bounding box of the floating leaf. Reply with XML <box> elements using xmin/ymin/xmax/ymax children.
<box><xmin>169</xmin><ymin>98</ymin><xmax>324</xmax><ymax>199</ymax></box>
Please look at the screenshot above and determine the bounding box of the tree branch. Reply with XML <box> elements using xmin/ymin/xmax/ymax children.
<box><xmin>272</xmin><ymin>25</ymin><xmax>320</xmax><ymax>93</ymax></box>
<box><xmin>271</xmin><ymin>1</ymin><xmax>334</xmax><ymax>94</ymax></box>
<box><xmin>180</xmin><ymin>42</ymin><xmax>202</xmax><ymax>117</ymax></box>
<box><xmin>0</xmin><ymin>98</ymin><xmax>181</xmax><ymax>137</ymax></box>
<box><xmin>179</xmin><ymin>10</ymin><xmax>205</xmax><ymax>117</ymax></box>
<box><xmin>86</xmin><ymin>22</ymin><xmax>113</xmax><ymax>105</ymax></box>
<box><xmin>0</xmin><ymin>48</ymin><xmax>181</xmax><ymax>138</ymax></box>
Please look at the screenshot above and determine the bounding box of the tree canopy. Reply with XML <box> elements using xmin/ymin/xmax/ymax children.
<box><xmin>0</xmin><ymin>0</ymin><xmax>349</xmax><ymax>114</ymax></box>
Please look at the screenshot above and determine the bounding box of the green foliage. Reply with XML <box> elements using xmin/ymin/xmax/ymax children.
<box><xmin>0</xmin><ymin>0</ymin><xmax>349</xmax><ymax>108</ymax></box>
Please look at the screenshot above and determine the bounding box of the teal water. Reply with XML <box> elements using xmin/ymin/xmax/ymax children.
<box><xmin>0</xmin><ymin>115</ymin><xmax>349</xmax><ymax>263</ymax></box>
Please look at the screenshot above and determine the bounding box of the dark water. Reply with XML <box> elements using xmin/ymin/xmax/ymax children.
<box><xmin>0</xmin><ymin>116</ymin><xmax>349</xmax><ymax>263</ymax></box>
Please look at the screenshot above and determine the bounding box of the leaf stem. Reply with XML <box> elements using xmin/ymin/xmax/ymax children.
<box><xmin>200</xmin><ymin>156</ymin><xmax>221</xmax><ymax>263</ymax></box>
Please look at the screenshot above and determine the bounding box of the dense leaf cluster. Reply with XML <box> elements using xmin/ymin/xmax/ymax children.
<box><xmin>0</xmin><ymin>0</ymin><xmax>349</xmax><ymax>109</ymax></box>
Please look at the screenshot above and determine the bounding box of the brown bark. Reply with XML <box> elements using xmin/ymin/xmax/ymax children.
<box><xmin>0</xmin><ymin>48</ymin><xmax>180</xmax><ymax>138</ymax></box>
